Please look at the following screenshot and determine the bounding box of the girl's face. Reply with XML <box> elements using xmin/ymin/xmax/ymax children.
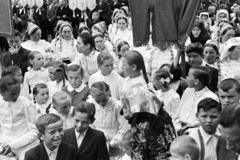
<box><xmin>99</xmin><ymin>58</ymin><xmax>114</xmax><ymax>76</ymax></box>
<box><xmin>187</xmin><ymin>69</ymin><xmax>197</xmax><ymax>88</ymax></box>
<box><xmin>230</xmin><ymin>46</ymin><xmax>240</xmax><ymax>60</ymax></box>
<box><xmin>31</xmin><ymin>30</ymin><xmax>42</xmax><ymax>42</ymax></box>
<box><xmin>201</xmin><ymin>15</ymin><xmax>208</xmax><ymax>21</ymax></box>
<box><xmin>77</xmin><ymin>37</ymin><xmax>89</xmax><ymax>54</ymax></box>
<box><xmin>67</xmin><ymin>70</ymin><xmax>83</xmax><ymax>89</ymax></box>
<box><xmin>117</xmin><ymin>19</ymin><xmax>127</xmax><ymax>31</ymax></box>
<box><xmin>222</xmin><ymin>30</ymin><xmax>235</xmax><ymax>43</ymax></box>
<box><xmin>48</xmin><ymin>66</ymin><xmax>57</xmax><ymax>81</ymax></box>
<box><xmin>35</xmin><ymin>88</ymin><xmax>49</xmax><ymax>105</ymax></box>
<box><xmin>218</xmin><ymin>13</ymin><xmax>227</xmax><ymax>21</ymax></box>
<box><xmin>14</xmin><ymin>70</ymin><xmax>23</xmax><ymax>83</ymax></box>
<box><xmin>152</xmin><ymin>75</ymin><xmax>162</xmax><ymax>90</ymax></box>
<box><xmin>119</xmin><ymin>44</ymin><xmax>129</xmax><ymax>56</ymax></box>
<box><xmin>2</xmin><ymin>84</ymin><xmax>21</xmax><ymax>102</ymax></box>
<box><xmin>62</xmin><ymin>26</ymin><xmax>72</xmax><ymax>40</ymax></box>
<box><xmin>30</xmin><ymin>53</ymin><xmax>44</xmax><ymax>70</ymax></box>
<box><xmin>94</xmin><ymin>36</ymin><xmax>105</xmax><ymax>51</ymax></box>
<box><xmin>192</xmin><ymin>26</ymin><xmax>201</xmax><ymax>38</ymax></box>
<box><xmin>204</xmin><ymin>46</ymin><xmax>218</xmax><ymax>64</ymax></box>
<box><xmin>92</xmin><ymin>94</ymin><xmax>109</xmax><ymax>106</ymax></box>
<box><xmin>122</xmin><ymin>57</ymin><xmax>134</xmax><ymax>76</ymax></box>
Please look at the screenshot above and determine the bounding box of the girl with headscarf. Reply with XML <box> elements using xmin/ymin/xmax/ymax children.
<box><xmin>210</xmin><ymin>9</ymin><xmax>230</xmax><ymax>40</ymax></box>
<box><xmin>221</xmin><ymin>37</ymin><xmax>240</xmax><ymax>82</ymax></box>
<box><xmin>21</xmin><ymin>25</ymin><xmax>52</xmax><ymax>67</ymax></box>
<box><xmin>190</xmin><ymin>19</ymin><xmax>211</xmax><ymax>46</ymax></box>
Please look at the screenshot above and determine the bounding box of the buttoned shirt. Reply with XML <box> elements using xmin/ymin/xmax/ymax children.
<box><xmin>75</xmin><ymin>129</ymin><xmax>88</xmax><ymax>148</ymax></box>
<box><xmin>44</xmin><ymin>142</ymin><xmax>59</xmax><ymax>160</ymax></box>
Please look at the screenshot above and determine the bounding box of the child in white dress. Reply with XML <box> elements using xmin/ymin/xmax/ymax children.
<box><xmin>0</xmin><ymin>75</ymin><xmax>39</xmax><ymax>160</ymax></box>
<box><xmin>23</xmin><ymin>51</ymin><xmax>51</xmax><ymax>99</ymax></box>
<box><xmin>33</xmin><ymin>84</ymin><xmax>51</xmax><ymax>118</ymax></box>
<box><xmin>49</xmin><ymin>91</ymin><xmax>74</xmax><ymax>129</ymax></box>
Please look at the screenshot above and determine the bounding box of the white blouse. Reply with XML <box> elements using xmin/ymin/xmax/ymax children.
<box><xmin>174</xmin><ymin>87</ymin><xmax>219</xmax><ymax>131</ymax></box>
<box><xmin>156</xmin><ymin>89</ymin><xmax>180</xmax><ymax>118</ymax></box>
<box><xmin>89</xmin><ymin>70</ymin><xmax>123</xmax><ymax>100</ymax></box>
<box><xmin>47</xmin><ymin>79</ymin><xmax>69</xmax><ymax>99</ymax></box>
<box><xmin>112</xmin><ymin>28</ymin><xmax>133</xmax><ymax>49</ymax></box>
<box><xmin>35</xmin><ymin>100</ymin><xmax>51</xmax><ymax>118</ymax></box>
<box><xmin>21</xmin><ymin>39</ymin><xmax>52</xmax><ymax>60</ymax></box>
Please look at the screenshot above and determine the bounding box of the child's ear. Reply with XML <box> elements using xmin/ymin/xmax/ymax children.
<box><xmin>132</xmin><ymin>64</ymin><xmax>137</xmax><ymax>71</ymax></box>
<box><xmin>195</xmin><ymin>79</ymin><xmax>199</xmax><ymax>85</ymax></box>
<box><xmin>195</xmin><ymin>113</ymin><xmax>199</xmax><ymax>119</ymax></box>
<box><xmin>38</xmin><ymin>133</ymin><xmax>44</xmax><ymax>141</ymax></box>
<box><xmin>29</xmin><ymin>59</ymin><xmax>33</xmax><ymax>64</ymax></box>
<box><xmin>185</xmin><ymin>155</ymin><xmax>192</xmax><ymax>160</ymax></box>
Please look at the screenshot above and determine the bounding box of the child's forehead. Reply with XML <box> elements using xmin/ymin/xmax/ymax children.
<box><xmin>219</xmin><ymin>87</ymin><xmax>239</xmax><ymax>94</ymax></box>
<box><xmin>45</xmin><ymin>120</ymin><xmax>63</xmax><ymax>132</ymax></box>
<box><xmin>198</xmin><ymin>108</ymin><xmax>220</xmax><ymax>114</ymax></box>
<box><xmin>55</xmin><ymin>98</ymin><xmax>71</xmax><ymax>106</ymax></box>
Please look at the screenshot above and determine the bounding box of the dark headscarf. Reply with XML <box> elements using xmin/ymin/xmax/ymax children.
<box><xmin>190</xmin><ymin>19</ymin><xmax>211</xmax><ymax>45</ymax></box>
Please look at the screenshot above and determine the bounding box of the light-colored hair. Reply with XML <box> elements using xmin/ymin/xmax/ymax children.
<box><xmin>52</xmin><ymin>91</ymin><xmax>71</xmax><ymax>105</ymax></box>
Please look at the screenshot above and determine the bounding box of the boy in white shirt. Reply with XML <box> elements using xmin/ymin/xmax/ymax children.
<box><xmin>189</xmin><ymin>98</ymin><xmax>222</xmax><ymax>160</ymax></box>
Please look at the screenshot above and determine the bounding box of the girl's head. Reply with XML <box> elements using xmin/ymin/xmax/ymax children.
<box><xmin>122</xmin><ymin>50</ymin><xmax>149</xmax><ymax>84</ymax></box>
<box><xmin>52</xmin><ymin>91</ymin><xmax>71</xmax><ymax>115</ymax></box>
<box><xmin>48</xmin><ymin>61</ymin><xmax>68</xmax><ymax>82</ymax></box>
<box><xmin>67</xmin><ymin>64</ymin><xmax>83</xmax><ymax>89</ymax></box>
<box><xmin>191</xmin><ymin>19</ymin><xmax>204</xmax><ymax>38</ymax></box>
<box><xmin>93</xmin><ymin>32</ymin><xmax>105</xmax><ymax>51</ymax></box>
<box><xmin>97</xmin><ymin>51</ymin><xmax>114</xmax><ymax>76</ymax></box>
<box><xmin>90</xmin><ymin>81</ymin><xmax>110</xmax><ymax>106</ymax></box>
<box><xmin>187</xmin><ymin>66</ymin><xmax>209</xmax><ymax>89</ymax></box>
<box><xmin>220</xmin><ymin>23</ymin><xmax>235</xmax><ymax>43</ymax></box>
<box><xmin>160</xmin><ymin>63</ymin><xmax>171</xmax><ymax>72</ymax></box>
<box><xmin>229</xmin><ymin>45</ymin><xmax>240</xmax><ymax>61</ymax></box>
<box><xmin>204</xmin><ymin>41</ymin><xmax>220</xmax><ymax>64</ymax></box>
<box><xmin>117</xmin><ymin>16</ymin><xmax>128</xmax><ymax>31</ymax></box>
<box><xmin>28</xmin><ymin>25</ymin><xmax>42</xmax><ymax>42</ymax></box>
<box><xmin>33</xmin><ymin>84</ymin><xmax>49</xmax><ymax>105</ymax></box>
<box><xmin>60</xmin><ymin>22</ymin><xmax>73</xmax><ymax>41</ymax></box>
<box><xmin>28</xmin><ymin>51</ymin><xmax>44</xmax><ymax>70</ymax></box>
<box><xmin>77</xmin><ymin>32</ymin><xmax>95</xmax><ymax>55</ymax></box>
<box><xmin>2</xmin><ymin>66</ymin><xmax>23</xmax><ymax>83</ymax></box>
<box><xmin>0</xmin><ymin>75</ymin><xmax>20</xmax><ymax>102</ymax></box>
<box><xmin>216</xmin><ymin>9</ymin><xmax>229</xmax><ymax>22</ymax></box>
<box><xmin>112</xmin><ymin>9</ymin><xmax>125</xmax><ymax>23</ymax></box>
<box><xmin>78</xmin><ymin>25</ymin><xmax>90</xmax><ymax>34</ymax></box>
<box><xmin>153</xmin><ymin>69</ymin><xmax>171</xmax><ymax>90</ymax></box>
<box><xmin>116</xmin><ymin>40</ymin><xmax>130</xmax><ymax>58</ymax></box>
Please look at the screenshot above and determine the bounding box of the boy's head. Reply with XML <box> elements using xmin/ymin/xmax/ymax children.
<box><xmin>196</xmin><ymin>98</ymin><xmax>221</xmax><ymax>135</ymax></box>
<box><xmin>72</xmin><ymin>102</ymin><xmax>96</xmax><ymax>133</ymax></box>
<box><xmin>8</xmin><ymin>30</ymin><xmax>22</xmax><ymax>49</ymax></box>
<box><xmin>186</xmin><ymin>42</ymin><xmax>204</xmax><ymax>66</ymax></box>
<box><xmin>218</xmin><ymin>78</ymin><xmax>240</xmax><ymax>108</ymax></box>
<box><xmin>170</xmin><ymin>135</ymin><xmax>199</xmax><ymax>160</ymax></box>
<box><xmin>122</xmin><ymin>129</ymin><xmax>133</xmax><ymax>156</ymax></box>
<box><xmin>52</xmin><ymin>91</ymin><xmax>71</xmax><ymax>115</ymax></box>
<box><xmin>36</xmin><ymin>114</ymin><xmax>63</xmax><ymax>151</ymax></box>
<box><xmin>67</xmin><ymin>64</ymin><xmax>83</xmax><ymax>89</ymax></box>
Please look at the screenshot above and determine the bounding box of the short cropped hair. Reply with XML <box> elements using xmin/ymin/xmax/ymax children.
<box><xmin>36</xmin><ymin>114</ymin><xmax>62</xmax><ymax>134</ymax></box>
<box><xmin>186</xmin><ymin>42</ymin><xmax>204</xmax><ymax>56</ymax></box>
<box><xmin>73</xmin><ymin>102</ymin><xmax>96</xmax><ymax>121</ymax></box>
<box><xmin>219</xmin><ymin>103</ymin><xmax>240</xmax><ymax>128</ymax></box>
<box><xmin>97</xmin><ymin>50</ymin><xmax>113</xmax><ymax>66</ymax></box>
<box><xmin>52</xmin><ymin>91</ymin><xmax>71</xmax><ymax>105</ymax></box>
<box><xmin>197</xmin><ymin>98</ymin><xmax>221</xmax><ymax>113</ymax></box>
<box><xmin>218</xmin><ymin>78</ymin><xmax>240</xmax><ymax>93</ymax></box>
<box><xmin>66</xmin><ymin>64</ymin><xmax>84</xmax><ymax>77</ymax></box>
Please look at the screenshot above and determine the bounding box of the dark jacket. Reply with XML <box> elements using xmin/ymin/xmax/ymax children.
<box><xmin>47</xmin><ymin>3</ymin><xmax>58</xmax><ymax>23</ymax></box>
<box><xmin>95</xmin><ymin>1</ymin><xmax>109</xmax><ymax>20</ymax></box>
<box><xmin>34</xmin><ymin>7</ymin><xmax>48</xmax><ymax>29</ymax></box>
<box><xmin>110</xmin><ymin>1</ymin><xmax>122</xmax><ymax>11</ymax></box>
<box><xmin>216</xmin><ymin>136</ymin><xmax>238</xmax><ymax>160</ymax></box>
<box><xmin>56</xmin><ymin>5</ymin><xmax>73</xmax><ymax>22</ymax></box>
<box><xmin>24</xmin><ymin>142</ymin><xmax>77</xmax><ymax>160</ymax></box>
<box><xmin>62</xmin><ymin>127</ymin><xmax>109</xmax><ymax>160</ymax></box>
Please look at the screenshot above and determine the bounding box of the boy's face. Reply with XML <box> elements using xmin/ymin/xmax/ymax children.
<box><xmin>196</xmin><ymin>108</ymin><xmax>220</xmax><ymax>135</ymax></box>
<box><xmin>73</xmin><ymin>112</ymin><xmax>92</xmax><ymax>134</ymax></box>
<box><xmin>219</xmin><ymin>88</ymin><xmax>240</xmax><ymax>108</ymax></box>
<box><xmin>67</xmin><ymin>71</ymin><xmax>83</xmax><ymax>89</ymax></box>
<box><xmin>54</xmin><ymin>99</ymin><xmax>71</xmax><ymax>115</ymax></box>
<box><xmin>41</xmin><ymin>120</ymin><xmax>64</xmax><ymax>150</ymax></box>
<box><xmin>8</xmin><ymin>36</ymin><xmax>22</xmax><ymax>49</ymax></box>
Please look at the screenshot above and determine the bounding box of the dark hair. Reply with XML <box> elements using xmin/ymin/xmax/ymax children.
<box><xmin>117</xmin><ymin>16</ymin><xmax>128</xmax><ymax>24</ymax></box>
<box><xmin>66</xmin><ymin>64</ymin><xmax>84</xmax><ymax>77</ymax></box>
<box><xmin>190</xmin><ymin>65</ymin><xmax>210</xmax><ymax>87</ymax></box>
<box><xmin>97</xmin><ymin>51</ymin><xmax>113</xmax><ymax>66</ymax></box>
<box><xmin>78</xmin><ymin>32</ymin><xmax>95</xmax><ymax>49</ymax></box>
<box><xmin>160</xmin><ymin>63</ymin><xmax>171</xmax><ymax>70</ymax></box>
<box><xmin>197</xmin><ymin>98</ymin><xmax>221</xmax><ymax>113</ymax></box>
<box><xmin>91</xmin><ymin>81</ymin><xmax>110</xmax><ymax>93</ymax></box>
<box><xmin>33</xmin><ymin>83</ymin><xmax>48</xmax><ymax>96</ymax></box>
<box><xmin>73</xmin><ymin>102</ymin><xmax>96</xmax><ymax>121</ymax></box>
<box><xmin>2</xmin><ymin>66</ymin><xmax>21</xmax><ymax>78</ymax></box>
<box><xmin>117</xmin><ymin>40</ymin><xmax>129</xmax><ymax>53</ymax></box>
<box><xmin>13</xmin><ymin>30</ymin><xmax>22</xmax><ymax>38</ymax></box>
<box><xmin>20</xmin><ymin>14</ymin><xmax>29</xmax><ymax>21</ymax></box>
<box><xmin>153</xmin><ymin>69</ymin><xmax>171</xmax><ymax>88</ymax></box>
<box><xmin>93</xmin><ymin>32</ymin><xmax>104</xmax><ymax>39</ymax></box>
<box><xmin>219</xmin><ymin>78</ymin><xmax>240</xmax><ymax>93</ymax></box>
<box><xmin>204</xmin><ymin>43</ymin><xmax>220</xmax><ymax>56</ymax></box>
<box><xmin>0</xmin><ymin>75</ymin><xmax>19</xmax><ymax>93</ymax></box>
<box><xmin>36</xmin><ymin>114</ymin><xmax>62</xmax><ymax>134</ymax></box>
<box><xmin>28</xmin><ymin>51</ymin><xmax>41</xmax><ymax>60</ymax></box>
<box><xmin>229</xmin><ymin>46</ymin><xmax>237</xmax><ymax>52</ymax></box>
<box><xmin>78</xmin><ymin>26</ymin><xmax>90</xmax><ymax>34</ymax></box>
<box><xmin>48</xmin><ymin>61</ymin><xmax>68</xmax><ymax>81</ymax></box>
<box><xmin>123</xmin><ymin>50</ymin><xmax>149</xmax><ymax>84</ymax></box>
<box><xmin>0</xmin><ymin>36</ymin><xmax>10</xmax><ymax>52</ymax></box>
<box><xmin>220</xmin><ymin>26</ymin><xmax>234</xmax><ymax>37</ymax></box>
<box><xmin>219</xmin><ymin>103</ymin><xmax>240</xmax><ymax>128</ymax></box>
<box><xmin>186</xmin><ymin>42</ymin><xmax>204</xmax><ymax>56</ymax></box>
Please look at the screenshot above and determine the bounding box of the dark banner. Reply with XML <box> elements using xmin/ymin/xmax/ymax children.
<box><xmin>0</xmin><ymin>0</ymin><xmax>14</xmax><ymax>37</ymax></box>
